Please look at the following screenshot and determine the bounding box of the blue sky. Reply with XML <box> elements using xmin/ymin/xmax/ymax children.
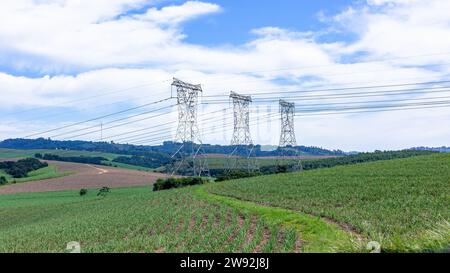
<box><xmin>180</xmin><ymin>0</ymin><xmax>353</xmax><ymax>46</ymax></box>
<box><xmin>1</xmin><ymin>0</ymin><xmax>357</xmax><ymax>78</ymax></box>
<box><xmin>1</xmin><ymin>0</ymin><xmax>450</xmax><ymax>151</ymax></box>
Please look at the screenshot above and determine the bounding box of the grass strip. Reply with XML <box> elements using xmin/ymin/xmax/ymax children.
<box><xmin>195</xmin><ymin>185</ymin><xmax>361</xmax><ymax>253</ymax></box>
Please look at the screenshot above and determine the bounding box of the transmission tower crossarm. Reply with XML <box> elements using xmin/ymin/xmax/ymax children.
<box><xmin>172</xmin><ymin>78</ymin><xmax>202</xmax><ymax>93</ymax></box>
<box><xmin>279</xmin><ymin>99</ymin><xmax>295</xmax><ymax>109</ymax></box>
<box><xmin>230</xmin><ymin>91</ymin><xmax>252</xmax><ymax>102</ymax></box>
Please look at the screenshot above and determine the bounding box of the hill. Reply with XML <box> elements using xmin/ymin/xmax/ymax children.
<box><xmin>0</xmin><ymin>138</ymin><xmax>346</xmax><ymax>157</ymax></box>
<box><xmin>207</xmin><ymin>153</ymin><xmax>450</xmax><ymax>252</ymax></box>
<box><xmin>0</xmin><ymin>153</ymin><xmax>448</xmax><ymax>252</ymax></box>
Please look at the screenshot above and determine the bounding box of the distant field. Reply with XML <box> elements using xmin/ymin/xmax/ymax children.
<box><xmin>0</xmin><ymin>165</ymin><xmax>69</xmax><ymax>184</ymax></box>
<box><xmin>102</xmin><ymin>161</ymin><xmax>155</xmax><ymax>172</ymax></box>
<box><xmin>0</xmin><ymin>148</ymin><xmax>336</xmax><ymax>172</ymax></box>
<box><xmin>0</xmin><ymin>148</ymin><xmax>156</xmax><ymax>172</ymax></box>
<box><xmin>0</xmin><ymin>161</ymin><xmax>169</xmax><ymax>195</ymax></box>
<box><xmin>208</xmin><ymin>153</ymin><xmax>450</xmax><ymax>252</ymax></box>
<box><xmin>206</xmin><ymin>157</ymin><xmax>304</xmax><ymax>169</ymax></box>
<box><xmin>0</xmin><ymin>148</ymin><xmax>126</xmax><ymax>161</ymax></box>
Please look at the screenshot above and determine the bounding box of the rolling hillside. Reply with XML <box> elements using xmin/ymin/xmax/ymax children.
<box><xmin>207</xmin><ymin>153</ymin><xmax>450</xmax><ymax>252</ymax></box>
<box><xmin>0</xmin><ymin>153</ymin><xmax>448</xmax><ymax>252</ymax></box>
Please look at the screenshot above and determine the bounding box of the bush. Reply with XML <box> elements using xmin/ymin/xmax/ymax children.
<box><xmin>215</xmin><ymin>170</ymin><xmax>260</xmax><ymax>182</ymax></box>
<box><xmin>113</xmin><ymin>154</ymin><xmax>174</xmax><ymax>169</ymax></box>
<box><xmin>97</xmin><ymin>187</ymin><xmax>111</xmax><ymax>197</ymax></box>
<box><xmin>41</xmin><ymin>154</ymin><xmax>107</xmax><ymax>165</ymax></box>
<box><xmin>0</xmin><ymin>158</ymin><xmax>48</xmax><ymax>178</ymax></box>
<box><xmin>153</xmin><ymin>177</ymin><xmax>207</xmax><ymax>191</ymax></box>
<box><xmin>79</xmin><ymin>189</ymin><xmax>88</xmax><ymax>196</ymax></box>
<box><xmin>0</xmin><ymin>176</ymin><xmax>7</xmax><ymax>185</ymax></box>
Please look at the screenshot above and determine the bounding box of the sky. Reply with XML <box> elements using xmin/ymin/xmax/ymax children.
<box><xmin>1</xmin><ymin>0</ymin><xmax>450</xmax><ymax>151</ymax></box>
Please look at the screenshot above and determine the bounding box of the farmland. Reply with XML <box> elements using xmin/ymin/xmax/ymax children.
<box><xmin>0</xmin><ymin>153</ymin><xmax>448</xmax><ymax>252</ymax></box>
<box><xmin>205</xmin><ymin>157</ymin><xmax>302</xmax><ymax>169</ymax></box>
<box><xmin>208</xmin><ymin>153</ymin><xmax>450</xmax><ymax>252</ymax></box>
<box><xmin>0</xmin><ymin>161</ymin><xmax>169</xmax><ymax>194</ymax></box>
<box><xmin>0</xmin><ymin>148</ymin><xmax>160</xmax><ymax>172</ymax></box>
<box><xmin>0</xmin><ymin>148</ymin><xmax>123</xmax><ymax>161</ymax></box>
<box><xmin>0</xmin><ymin>187</ymin><xmax>309</xmax><ymax>253</ymax></box>
<box><xmin>0</xmin><ymin>165</ymin><xmax>68</xmax><ymax>184</ymax></box>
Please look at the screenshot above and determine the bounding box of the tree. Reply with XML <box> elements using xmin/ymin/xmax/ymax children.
<box><xmin>0</xmin><ymin>176</ymin><xmax>7</xmax><ymax>185</ymax></box>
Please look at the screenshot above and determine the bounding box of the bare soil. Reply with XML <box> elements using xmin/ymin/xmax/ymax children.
<box><xmin>0</xmin><ymin>160</ymin><xmax>170</xmax><ymax>195</ymax></box>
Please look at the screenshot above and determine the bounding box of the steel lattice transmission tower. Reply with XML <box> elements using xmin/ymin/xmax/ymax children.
<box><xmin>228</xmin><ymin>91</ymin><xmax>259</xmax><ymax>173</ymax></box>
<box><xmin>170</xmin><ymin>78</ymin><xmax>209</xmax><ymax>177</ymax></box>
<box><xmin>278</xmin><ymin>100</ymin><xmax>302</xmax><ymax>171</ymax></box>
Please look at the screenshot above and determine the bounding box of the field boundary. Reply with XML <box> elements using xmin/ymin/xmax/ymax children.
<box><xmin>0</xmin><ymin>165</ymin><xmax>72</xmax><ymax>186</ymax></box>
<box><xmin>195</xmin><ymin>185</ymin><xmax>364</xmax><ymax>253</ymax></box>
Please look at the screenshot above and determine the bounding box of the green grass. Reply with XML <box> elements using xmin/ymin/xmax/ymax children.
<box><xmin>1</xmin><ymin>153</ymin><xmax>447</xmax><ymax>253</ymax></box>
<box><xmin>0</xmin><ymin>165</ymin><xmax>70</xmax><ymax>184</ymax></box>
<box><xmin>196</xmin><ymin>186</ymin><xmax>357</xmax><ymax>252</ymax></box>
<box><xmin>0</xmin><ymin>148</ymin><xmax>154</xmax><ymax>172</ymax></box>
<box><xmin>0</xmin><ymin>187</ymin><xmax>303</xmax><ymax>253</ymax></box>
<box><xmin>207</xmin><ymin>153</ymin><xmax>450</xmax><ymax>252</ymax></box>
<box><xmin>206</xmin><ymin>157</ymin><xmax>301</xmax><ymax>169</ymax></box>
<box><xmin>103</xmin><ymin>161</ymin><xmax>155</xmax><ymax>172</ymax></box>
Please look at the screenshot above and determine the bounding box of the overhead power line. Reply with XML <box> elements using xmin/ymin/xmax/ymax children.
<box><xmin>52</xmin><ymin>104</ymin><xmax>176</xmax><ymax>139</ymax></box>
<box><xmin>132</xmin><ymin>102</ymin><xmax>450</xmax><ymax>146</ymax></box>
<box><xmin>58</xmin><ymin>105</ymin><xmax>177</xmax><ymax>140</ymax></box>
<box><xmin>179</xmin><ymin>52</ymin><xmax>450</xmax><ymax>83</ymax></box>
<box><xmin>297</xmin><ymin>104</ymin><xmax>450</xmax><ymax>117</ymax></box>
<box><xmin>201</xmin><ymin>80</ymin><xmax>450</xmax><ymax>98</ymax></box>
<box><xmin>296</xmin><ymin>100</ymin><xmax>450</xmax><ymax>113</ymax></box>
<box><xmin>108</xmin><ymin>107</ymin><xmax>233</xmax><ymax>143</ymax></box>
<box><xmin>128</xmin><ymin>112</ymin><xmax>280</xmax><ymax>146</ymax></box>
<box><xmin>24</xmin><ymin>97</ymin><xmax>174</xmax><ymax>138</ymax></box>
<box><xmin>5</xmin><ymin>80</ymin><xmax>172</xmax><ymax>117</ymax></box>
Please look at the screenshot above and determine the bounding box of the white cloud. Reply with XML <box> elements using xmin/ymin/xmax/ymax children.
<box><xmin>366</xmin><ymin>0</ymin><xmax>421</xmax><ymax>6</ymax></box>
<box><xmin>0</xmin><ymin>0</ymin><xmax>450</xmax><ymax>150</ymax></box>
<box><xmin>0</xmin><ymin>0</ymin><xmax>220</xmax><ymax>71</ymax></box>
<box><xmin>334</xmin><ymin>0</ymin><xmax>450</xmax><ymax>65</ymax></box>
<box><xmin>136</xmin><ymin>1</ymin><xmax>221</xmax><ymax>25</ymax></box>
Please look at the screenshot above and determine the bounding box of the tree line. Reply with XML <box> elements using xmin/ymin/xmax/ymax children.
<box><xmin>0</xmin><ymin>158</ymin><xmax>48</xmax><ymax>179</ymax></box>
<box><xmin>35</xmin><ymin>153</ymin><xmax>108</xmax><ymax>165</ymax></box>
<box><xmin>0</xmin><ymin>138</ymin><xmax>346</xmax><ymax>158</ymax></box>
<box><xmin>112</xmin><ymin>154</ymin><xmax>174</xmax><ymax>169</ymax></box>
<box><xmin>212</xmin><ymin>150</ymin><xmax>437</xmax><ymax>181</ymax></box>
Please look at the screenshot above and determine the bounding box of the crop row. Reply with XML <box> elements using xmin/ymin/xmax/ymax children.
<box><xmin>207</xmin><ymin>154</ymin><xmax>450</xmax><ymax>252</ymax></box>
<box><xmin>0</xmin><ymin>187</ymin><xmax>300</xmax><ymax>253</ymax></box>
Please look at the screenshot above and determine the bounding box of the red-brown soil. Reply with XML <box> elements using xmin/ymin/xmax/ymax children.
<box><xmin>0</xmin><ymin>160</ymin><xmax>170</xmax><ymax>195</ymax></box>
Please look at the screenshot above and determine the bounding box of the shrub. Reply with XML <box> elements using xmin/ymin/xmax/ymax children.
<box><xmin>41</xmin><ymin>154</ymin><xmax>107</xmax><ymax>165</ymax></box>
<box><xmin>113</xmin><ymin>154</ymin><xmax>174</xmax><ymax>169</ymax></box>
<box><xmin>0</xmin><ymin>176</ymin><xmax>7</xmax><ymax>185</ymax></box>
<box><xmin>79</xmin><ymin>189</ymin><xmax>88</xmax><ymax>196</ymax></box>
<box><xmin>153</xmin><ymin>177</ymin><xmax>207</xmax><ymax>191</ymax></box>
<box><xmin>97</xmin><ymin>187</ymin><xmax>111</xmax><ymax>197</ymax></box>
<box><xmin>215</xmin><ymin>170</ymin><xmax>260</xmax><ymax>182</ymax></box>
<box><xmin>0</xmin><ymin>158</ymin><xmax>48</xmax><ymax>178</ymax></box>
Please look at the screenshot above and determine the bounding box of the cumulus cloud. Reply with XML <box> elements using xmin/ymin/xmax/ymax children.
<box><xmin>0</xmin><ymin>0</ymin><xmax>449</xmax><ymax>150</ymax></box>
<box><xmin>136</xmin><ymin>1</ymin><xmax>221</xmax><ymax>25</ymax></box>
<box><xmin>334</xmin><ymin>0</ymin><xmax>450</xmax><ymax>64</ymax></box>
<box><xmin>0</xmin><ymin>0</ymin><xmax>220</xmax><ymax>71</ymax></box>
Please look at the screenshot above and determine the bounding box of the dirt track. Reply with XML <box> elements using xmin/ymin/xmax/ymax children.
<box><xmin>0</xmin><ymin>160</ymin><xmax>170</xmax><ymax>195</ymax></box>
